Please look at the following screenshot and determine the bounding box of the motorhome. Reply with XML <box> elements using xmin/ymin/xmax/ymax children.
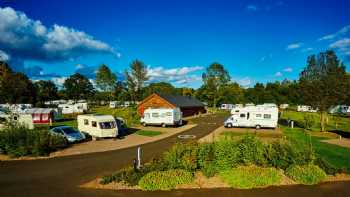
<box><xmin>58</xmin><ymin>103</ymin><xmax>87</xmax><ymax>114</ymax></box>
<box><xmin>329</xmin><ymin>105</ymin><xmax>350</xmax><ymax>114</ymax></box>
<box><xmin>140</xmin><ymin>108</ymin><xmax>182</xmax><ymax>127</ymax></box>
<box><xmin>220</xmin><ymin>104</ymin><xmax>234</xmax><ymax>110</ymax></box>
<box><xmin>225</xmin><ymin>105</ymin><xmax>278</xmax><ymax>129</ymax></box>
<box><xmin>109</xmin><ymin>101</ymin><xmax>117</xmax><ymax>108</ymax></box>
<box><xmin>8</xmin><ymin>114</ymin><xmax>34</xmax><ymax>129</ymax></box>
<box><xmin>297</xmin><ymin>105</ymin><xmax>318</xmax><ymax>113</ymax></box>
<box><xmin>77</xmin><ymin>114</ymin><xmax>119</xmax><ymax>138</ymax></box>
<box><xmin>280</xmin><ymin>104</ymin><xmax>289</xmax><ymax>109</ymax></box>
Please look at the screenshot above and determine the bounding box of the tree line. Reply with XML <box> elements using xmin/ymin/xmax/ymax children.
<box><xmin>1</xmin><ymin>50</ymin><xmax>350</xmax><ymax>131</ymax></box>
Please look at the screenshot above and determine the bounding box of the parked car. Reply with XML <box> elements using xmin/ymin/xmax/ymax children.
<box><xmin>225</xmin><ymin>105</ymin><xmax>278</xmax><ymax>129</ymax></box>
<box><xmin>50</xmin><ymin>126</ymin><xmax>86</xmax><ymax>143</ymax></box>
<box><xmin>141</xmin><ymin>108</ymin><xmax>182</xmax><ymax>127</ymax></box>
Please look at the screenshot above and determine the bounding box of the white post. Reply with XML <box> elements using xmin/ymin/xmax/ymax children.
<box><xmin>290</xmin><ymin>120</ymin><xmax>294</xmax><ymax>129</ymax></box>
<box><xmin>137</xmin><ymin>147</ymin><xmax>141</xmax><ymax>169</ymax></box>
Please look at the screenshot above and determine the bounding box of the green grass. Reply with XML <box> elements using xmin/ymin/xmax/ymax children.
<box><xmin>286</xmin><ymin>164</ymin><xmax>326</xmax><ymax>185</ymax></box>
<box><xmin>219</xmin><ymin>165</ymin><xmax>283</xmax><ymax>189</ymax></box>
<box><xmin>89</xmin><ymin>106</ymin><xmax>140</xmax><ymax>127</ymax></box>
<box><xmin>135</xmin><ymin>130</ymin><xmax>162</xmax><ymax>137</ymax></box>
<box><xmin>281</xmin><ymin>110</ymin><xmax>350</xmax><ymax>132</ymax></box>
<box><xmin>283</xmin><ymin>126</ymin><xmax>350</xmax><ymax>172</ymax></box>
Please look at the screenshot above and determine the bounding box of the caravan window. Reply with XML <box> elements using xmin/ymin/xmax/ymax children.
<box><xmin>240</xmin><ymin>113</ymin><xmax>246</xmax><ymax>118</ymax></box>
<box><xmin>144</xmin><ymin>113</ymin><xmax>150</xmax><ymax>118</ymax></box>
<box><xmin>92</xmin><ymin>121</ymin><xmax>97</xmax><ymax>127</ymax></box>
<box><xmin>99</xmin><ymin>121</ymin><xmax>116</xmax><ymax>129</ymax></box>
<box><xmin>84</xmin><ymin>119</ymin><xmax>89</xmax><ymax>125</ymax></box>
<box><xmin>152</xmin><ymin>113</ymin><xmax>159</xmax><ymax>118</ymax></box>
<box><xmin>166</xmin><ymin>112</ymin><xmax>172</xmax><ymax>116</ymax></box>
<box><xmin>263</xmin><ymin>114</ymin><xmax>271</xmax><ymax>119</ymax></box>
<box><xmin>256</xmin><ymin>114</ymin><xmax>262</xmax><ymax>118</ymax></box>
<box><xmin>247</xmin><ymin>112</ymin><xmax>250</xmax><ymax>119</ymax></box>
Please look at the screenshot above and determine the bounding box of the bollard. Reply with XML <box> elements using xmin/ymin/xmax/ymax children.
<box><xmin>137</xmin><ymin>147</ymin><xmax>141</xmax><ymax>169</ymax></box>
<box><xmin>291</xmin><ymin>120</ymin><xmax>294</xmax><ymax>129</ymax></box>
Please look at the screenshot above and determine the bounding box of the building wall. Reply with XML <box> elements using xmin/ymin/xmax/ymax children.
<box><xmin>138</xmin><ymin>96</ymin><xmax>175</xmax><ymax>115</ymax></box>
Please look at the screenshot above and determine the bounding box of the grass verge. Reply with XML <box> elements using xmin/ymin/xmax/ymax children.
<box><xmin>135</xmin><ymin>130</ymin><xmax>162</xmax><ymax>137</ymax></box>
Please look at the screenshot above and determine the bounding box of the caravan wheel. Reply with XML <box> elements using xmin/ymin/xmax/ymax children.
<box><xmin>161</xmin><ymin>123</ymin><xmax>166</xmax><ymax>128</ymax></box>
<box><xmin>255</xmin><ymin>125</ymin><xmax>261</xmax><ymax>130</ymax></box>
<box><xmin>227</xmin><ymin>123</ymin><xmax>232</xmax><ymax>128</ymax></box>
<box><xmin>142</xmin><ymin>122</ymin><xmax>147</xmax><ymax>127</ymax></box>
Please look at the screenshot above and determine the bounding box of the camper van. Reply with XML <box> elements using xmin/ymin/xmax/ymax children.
<box><xmin>77</xmin><ymin>114</ymin><xmax>119</xmax><ymax>138</ymax></box>
<box><xmin>141</xmin><ymin>108</ymin><xmax>182</xmax><ymax>127</ymax></box>
<box><xmin>297</xmin><ymin>105</ymin><xmax>318</xmax><ymax>113</ymax></box>
<box><xmin>59</xmin><ymin>103</ymin><xmax>87</xmax><ymax>114</ymax></box>
<box><xmin>220</xmin><ymin>104</ymin><xmax>235</xmax><ymax>110</ymax></box>
<box><xmin>225</xmin><ymin>105</ymin><xmax>278</xmax><ymax>129</ymax></box>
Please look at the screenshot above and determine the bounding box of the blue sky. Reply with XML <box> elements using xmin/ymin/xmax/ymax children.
<box><xmin>1</xmin><ymin>0</ymin><xmax>350</xmax><ymax>88</ymax></box>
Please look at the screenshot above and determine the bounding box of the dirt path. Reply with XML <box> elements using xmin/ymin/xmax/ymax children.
<box><xmin>322</xmin><ymin>138</ymin><xmax>350</xmax><ymax>148</ymax></box>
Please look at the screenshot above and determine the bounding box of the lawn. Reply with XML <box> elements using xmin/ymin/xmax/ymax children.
<box><xmin>281</xmin><ymin>110</ymin><xmax>350</xmax><ymax>132</ymax></box>
<box><xmin>135</xmin><ymin>130</ymin><xmax>162</xmax><ymax>137</ymax></box>
<box><xmin>89</xmin><ymin>106</ymin><xmax>140</xmax><ymax>126</ymax></box>
<box><xmin>283</xmin><ymin>126</ymin><xmax>350</xmax><ymax>172</ymax></box>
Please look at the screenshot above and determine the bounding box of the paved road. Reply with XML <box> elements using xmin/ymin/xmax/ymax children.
<box><xmin>1</xmin><ymin>113</ymin><xmax>350</xmax><ymax>197</ymax></box>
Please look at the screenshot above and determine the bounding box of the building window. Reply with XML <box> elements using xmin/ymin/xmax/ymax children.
<box><xmin>264</xmin><ymin>114</ymin><xmax>271</xmax><ymax>119</ymax></box>
<box><xmin>92</xmin><ymin>121</ymin><xmax>97</xmax><ymax>127</ymax></box>
<box><xmin>84</xmin><ymin>119</ymin><xmax>89</xmax><ymax>125</ymax></box>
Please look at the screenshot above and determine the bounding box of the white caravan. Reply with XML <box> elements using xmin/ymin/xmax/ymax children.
<box><xmin>141</xmin><ymin>108</ymin><xmax>183</xmax><ymax>127</ymax></box>
<box><xmin>109</xmin><ymin>101</ymin><xmax>117</xmax><ymax>108</ymax></box>
<box><xmin>297</xmin><ymin>105</ymin><xmax>318</xmax><ymax>113</ymax></box>
<box><xmin>225</xmin><ymin>105</ymin><xmax>278</xmax><ymax>129</ymax></box>
<box><xmin>77</xmin><ymin>114</ymin><xmax>119</xmax><ymax>138</ymax></box>
<box><xmin>329</xmin><ymin>105</ymin><xmax>350</xmax><ymax>114</ymax></box>
<box><xmin>58</xmin><ymin>103</ymin><xmax>88</xmax><ymax>114</ymax></box>
<box><xmin>220</xmin><ymin>104</ymin><xmax>235</xmax><ymax>110</ymax></box>
<box><xmin>8</xmin><ymin>114</ymin><xmax>34</xmax><ymax>129</ymax></box>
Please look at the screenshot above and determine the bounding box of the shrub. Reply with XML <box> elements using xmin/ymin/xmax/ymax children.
<box><xmin>100</xmin><ymin>158</ymin><xmax>168</xmax><ymax>185</ymax></box>
<box><xmin>163</xmin><ymin>142</ymin><xmax>199</xmax><ymax>172</ymax></box>
<box><xmin>264</xmin><ymin>140</ymin><xmax>315</xmax><ymax>170</ymax></box>
<box><xmin>286</xmin><ymin>164</ymin><xmax>327</xmax><ymax>185</ymax></box>
<box><xmin>138</xmin><ymin>169</ymin><xmax>193</xmax><ymax>191</ymax></box>
<box><xmin>0</xmin><ymin>125</ymin><xmax>67</xmax><ymax>157</ymax></box>
<box><xmin>214</xmin><ymin>140</ymin><xmax>239</xmax><ymax>171</ymax></box>
<box><xmin>236</xmin><ymin>135</ymin><xmax>267</xmax><ymax>166</ymax></box>
<box><xmin>301</xmin><ymin>114</ymin><xmax>315</xmax><ymax>130</ymax></box>
<box><xmin>197</xmin><ymin>143</ymin><xmax>217</xmax><ymax>177</ymax></box>
<box><xmin>315</xmin><ymin>157</ymin><xmax>345</xmax><ymax>175</ymax></box>
<box><xmin>220</xmin><ymin>166</ymin><xmax>283</xmax><ymax>189</ymax></box>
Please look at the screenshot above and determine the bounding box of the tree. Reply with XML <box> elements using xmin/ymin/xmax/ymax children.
<box><xmin>63</xmin><ymin>73</ymin><xmax>94</xmax><ymax>101</ymax></box>
<box><xmin>202</xmin><ymin>62</ymin><xmax>230</xmax><ymax>107</ymax></box>
<box><xmin>0</xmin><ymin>61</ymin><xmax>36</xmax><ymax>104</ymax></box>
<box><xmin>217</xmin><ymin>82</ymin><xmax>244</xmax><ymax>104</ymax></box>
<box><xmin>143</xmin><ymin>82</ymin><xmax>177</xmax><ymax>98</ymax></box>
<box><xmin>125</xmin><ymin>60</ymin><xmax>149</xmax><ymax>102</ymax></box>
<box><xmin>34</xmin><ymin>80</ymin><xmax>58</xmax><ymax>106</ymax></box>
<box><xmin>95</xmin><ymin>64</ymin><xmax>117</xmax><ymax>100</ymax></box>
<box><xmin>299</xmin><ymin>50</ymin><xmax>348</xmax><ymax>132</ymax></box>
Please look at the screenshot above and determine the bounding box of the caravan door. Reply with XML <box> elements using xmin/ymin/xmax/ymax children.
<box><xmin>237</xmin><ymin>112</ymin><xmax>250</xmax><ymax>127</ymax></box>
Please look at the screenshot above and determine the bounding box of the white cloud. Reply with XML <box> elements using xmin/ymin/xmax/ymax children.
<box><xmin>51</xmin><ymin>76</ymin><xmax>67</xmax><ymax>87</ymax></box>
<box><xmin>275</xmin><ymin>71</ymin><xmax>282</xmax><ymax>77</ymax></box>
<box><xmin>283</xmin><ymin>67</ymin><xmax>293</xmax><ymax>72</ymax></box>
<box><xmin>0</xmin><ymin>7</ymin><xmax>119</xmax><ymax>67</ymax></box>
<box><xmin>301</xmin><ymin>47</ymin><xmax>313</xmax><ymax>52</ymax></box>
<box><xmin>329</xmin><ymin>38</ymin><xmax>350</xmax><ymax>49</ymax></box>
<box><xmin>319</xmin><ymin>25</ymin><xmax>350</xmax><ymax>41</ymax></box>
<box><xmin>286</xmin><ymin>42</ymin><xmax>303</xmax><ymax>50</ymax></box>
<box><xmin>147</xmin><ymin>66</ymin><xmax>204</xmax><ymax>85</ymax></box>
<box><xmin>246</xmin><ymin>5</ymin><xmax>258</xmax><ymax>11</ymax></box>
<box><xmin>0</xmin><ymin>50</ymin><xmax>10</xmax><ymax>61</ymax></box>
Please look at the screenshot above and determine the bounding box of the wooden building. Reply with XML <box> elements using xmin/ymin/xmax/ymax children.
<box><xmin>137</xmin><ymin>93</ymin><xmax>206</xmax><ymax>117</ymax></box>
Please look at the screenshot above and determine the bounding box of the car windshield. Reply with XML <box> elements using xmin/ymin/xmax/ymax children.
<box><xmin>99</xmin><ymin>121</ymin><xmax>116</xmax><ymax>129</ymax></box>
<box><xmin>61</xmin><ymin>127</ymin><xmax>79</xmax><ymax>134</ymax></box>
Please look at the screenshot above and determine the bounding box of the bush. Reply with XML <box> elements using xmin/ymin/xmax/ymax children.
<box><xmin>301</xmin><ymin>114</ymin><xmax>315</xmax><ymax>130</ymax></box>
<box><xmin>236</xmin><ymin>135</ymin><xmax>267</xmax><ymax>166</ymax></box>
<box><xmin>315</xmin><ymin>157</ymin><xmax>345</xmax><ymax>175</ymax></box>
<box><xmin>214</xmin><ymin>139</ymin><xmax>239</xmax><ymax>171</ymax></box>
<box><xmin>220</xmin><ymin>166</ymin><xmax>283</xmax><ymax>189</ymax></box>
<box><xmin>197</xmin><ymin>143</ymin><xmax>217</xmax><ymax>177</ymax></box>
<box><xmin>163</xmin><ymin>142</ymin><xmax>199</xmax><ymax>172</ymax></box>
<box><xmin>0</xmin><ymin>125</ymin><xmax>67</xmax><ymax>157</ymax></box>
<box><xmin>286</xmin><ymin>164</ymin><xmax>327</xmax><ymax>185</ymax></box>
<box><xmin>264</xmin><ymin>140</ymin><xmax>315</xmax><ymax>170</ymax></box>
<box><xmin>138</xmin><ymin>169</ymin><xmax>193</xmax><ymax>191</ymax></box>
